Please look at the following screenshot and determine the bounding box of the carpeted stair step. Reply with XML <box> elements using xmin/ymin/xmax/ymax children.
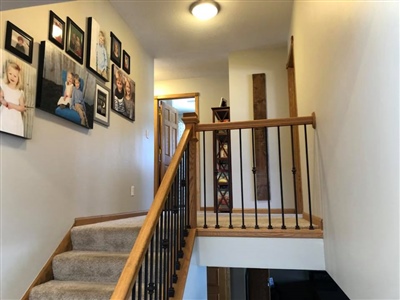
<box><xmin>71</xmin><ymin>215</ymin><xmax>146</xmax><ymax>252</ymax></box>
<box><xmin>53</xmin><ymin>250</ymin><xmax>129</xmax><ymax>283</ymax></box>
<box><xmin>29</xmin><ymin>280</ymin><xmax>116</xmax><ymax>300</ymax></box>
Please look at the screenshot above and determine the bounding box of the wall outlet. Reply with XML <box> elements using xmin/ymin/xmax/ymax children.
<box><xmin>131</xmin><ymin>186</ymin><xmax>135</xmax><ymax>196</ymax></box>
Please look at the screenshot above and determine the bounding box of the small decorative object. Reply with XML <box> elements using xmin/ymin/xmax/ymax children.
<box><xmin>111</xmin><ymin>64</ymin><xmax>135</xmax><ymax>122</ymax></box>
<box><xmin>110</xmin><ymin>32</ymin><xmax>122</xmax><ymax>67</ymax></box>
<box><xmin>122</xmin><ymin>50</ymin><xmax>130</xmax><ymax>74</ymax></box>
<box><xmin>219</xmin><ymin>97</ymin><xmax>228</xmax><ymax>107</ymax></box>
<box><xmin>5</xmin><ymin>21</ymin><xmax>34</xmax><ymax>64</ymax></box>
<box><xmin>36</xmin><ymin>41</ymin><xmax>95</xmax><ymax>129</ymax></box>
<box><xmin>86</xmin><ymin>17</ymin><xmax>109</xmax><ymax>82</ymax></box>
<box><xmin>94</xmin><ymin>82</ymin><xmax>111</xmax><ymax>126</ymax></box>
<box><xmin>66</xmin><ymin>17</ymin><xmax>84</xmax><ymax>64</ymax></box>
<box><xmin>48</xmin><ymin>10</ymin><xmax>65</xmax><ymax>50</ymax></box>
<box><xmin>0</xmin><ymin>49</ymin><xmax>37</xmax><ymax>139</ymax></box>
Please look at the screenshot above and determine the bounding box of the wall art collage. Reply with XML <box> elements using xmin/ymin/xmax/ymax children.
<box><xmin>0</xmin><ymin>11</ymin><xmax>136</xmax><ymax>139</ymax></box>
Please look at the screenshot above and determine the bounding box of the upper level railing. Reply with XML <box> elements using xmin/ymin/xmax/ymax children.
<box><xmin>111</xmin><ymin>112</ymin><xmax>319</xmax><ymax>300</ymax></box>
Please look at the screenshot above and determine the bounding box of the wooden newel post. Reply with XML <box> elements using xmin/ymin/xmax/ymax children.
<box><xmin>182</xmin><ymin>112</ymin><xmax>199</xmax><ymax>229</ymax></box>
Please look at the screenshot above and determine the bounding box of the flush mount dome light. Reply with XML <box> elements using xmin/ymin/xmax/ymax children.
<box><xmin>190</xmin><ymin>0</ymin><xmax>220</xmax><ymax>20</ymax></box>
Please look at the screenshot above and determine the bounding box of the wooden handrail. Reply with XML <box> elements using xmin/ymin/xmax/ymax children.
<box><xmin>111</xmin><ymin>126</ymin><xmax>193</xmax><ymax>300</ymax></box>
<box><xmin>197</xmin><ymin>113</ymin><xmax>316</xmax><ymax>132</ymax></box>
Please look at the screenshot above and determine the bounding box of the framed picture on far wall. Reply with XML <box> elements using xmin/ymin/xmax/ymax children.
<box><xmin>5</xmin><ymin>21</ymin><xmax>34</xmax><ymax>64</ymax></box>
<box><xmin>66</xmin><ymin>17</ymin><xmax>84</xmax><ymax>64</ymax></box>
<box><xmin>48</xmin><ymin>10</ymin><xmax>65</xmax><ymax>50</ymax></box>
<box><xmin>122</xmin><ymin>50</ymin><xmax>130</xmax><ymax>74</ymax></box>
<box><xmin>110</xmin><ymin>32</ymin><xmax>122</xmax><ymax>67</ymax></box>
<box><xmin>94</xmin><ymin>82</ymin><xmax>111</xmax><ymax>126</ymax></box>
<box><xmin>111</xmin><ymin>64</ymin><xmax>135</xmax><ymax>122</ymax></box>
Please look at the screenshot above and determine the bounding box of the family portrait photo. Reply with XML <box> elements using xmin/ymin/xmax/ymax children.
<box><xmin>111</xmin><ymin>64</ymin><xmax>135</xmax><ymax>122</ymax></box>
<box><xmin>0</xmin><ymin>49</ymin><xmax>37</xmax><ymax>139</ymax></box>
<box><xmin>36</xmin><ymin>41</ymin><xmax>95</xmax><ymax>129</ymax></box>
<box><xmin>48</xmin><ymin>10</ymin><xmax>65</xmax><ymax>50</ymax></box>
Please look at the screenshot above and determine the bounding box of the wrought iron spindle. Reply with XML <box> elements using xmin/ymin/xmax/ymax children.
<box><xmin>251</xmin><ymin>128</ymin><xmax>259</xmax><ymax>229</ymax></box>
<box><xmin>239</xmin><ymin>129</ymin><xmax>246</xmax><ymax>229</ymax></box>
<box><xmin>277</xmin><ymin>127</ymin><xmax>286</xmax><ymax>229</ymax></box>
<box><xmin>138</xmin><ymin>267</ymin><xmax>143</xmax><ymax>300</ymax></box>
<box><xmin>149</xmin><ymin>236</ymin><xmax>155</xmax><ymax>300</ymax></box>
<box><xmin>290</xmin><ymin>125</ymin><xmax>300</xmax><ymax>230</ymax></box>
<box><xmin>304</xmin><ymin>125</ymin><xmax>314</xmax><ymax>230</ymax></box>
<box><xmin>144</xmin><ymin>249</ymin><xmax>149</xmax><ymax>300</ymax></box>
<box><xmin>154</xmin><ymin>223</ymin><xmax>160</xmax><ymax>300</ymax></box>
<box><xmin>265</xmin><ymin>127</ymin><xmax>273</xmax><ymax>229</ymax></box>
<box><xmin>202</xmin><ymin>131</ymin><xmax>208</xmax><ymax>228</ymax></box>
<box><xmin>215</xmin><ymin>132</ymin><xmax>220</xmax><ymax>229</ymax></box>
<box><xmin>185</xmin><ymin>146</ymin><xmax>191</xmax><ymax>232</ymax></box>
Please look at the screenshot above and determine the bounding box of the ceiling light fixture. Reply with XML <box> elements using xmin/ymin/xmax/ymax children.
<box><xmin>190</xmin><ymin>0</ymin><xmax>220</xmax><ymax>21</ymax></box>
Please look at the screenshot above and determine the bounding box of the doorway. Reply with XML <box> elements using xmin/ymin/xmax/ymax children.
<box><xmin>153</xmin><ymin>93</ymin><xmax>199</xmax><ymax>194</ymax></box>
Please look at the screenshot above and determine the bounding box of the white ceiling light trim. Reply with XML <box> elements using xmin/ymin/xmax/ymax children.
<box><xmin>190</xmin><ymin>0</ymin><xmax>220</xmax><ymax>20</ymax></box>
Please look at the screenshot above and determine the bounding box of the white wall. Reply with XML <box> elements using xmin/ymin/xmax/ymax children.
<box><xmin>0</xmin><ymin>2</ymin><xmax>154</xmax><ymax>299</ymax></box>
<box><xmin>228</xmin><ymin>48</ymin><xmax>297</xmax><ymax>210</ymax></box>
<box><xmin>291</xmin><ymin>2</ymin><xmax>399</xmax><ymax>299</ymax></box>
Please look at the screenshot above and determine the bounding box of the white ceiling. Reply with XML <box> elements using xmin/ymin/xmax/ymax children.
<box><xmin>2</xmin><ymin>0</ymin><xmax>294</xmax><ymax>82</ymax></box>
<box><xmin>109</xmin><ymin>0</ymin><xmax>294</xmax><ymax>81</ymax></box>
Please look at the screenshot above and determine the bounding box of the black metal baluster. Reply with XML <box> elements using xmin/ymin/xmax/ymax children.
<box><xmin>132</xmin><ymin>282</ymin><xmax>137</xmax><ymax>300</ymax></box>
<box><xmin>154</xmin><ymin>222</ymin><xmax>160</xmax><ymax>300</ymax></box>
<box><xmin>178</xmin><ymin>157</ymin><xmax>185</xmax><ymax>259</ymax></box>
<box><xmin>251</xmin><ymin>128</ymin><xmax>259</xmax><ymax>229</ymax></box>
<box><xmin>239</xmin><ymin>129</ymin><xmax>246</xmax><ymax>229</ymax></box>
<box><xmin>202</xmin><ymin>131</ymin><xmax>208</xmax><ymax>228</ymax></box>
<box><xmin>172</xmin><ymin>174</ymin><xmax>179</xmax><ymax>285</ymax></box>
<box><xmin>277</xmin><ymin>127</ymin><xmax>286</xmax><ymax>229</ymax></box>
<box><xmin>168</xmin><ymin>188</ymin><xmax>175</xmax><ymax>298</ymax></box>
<box><xmin>265</xmin><ymin>127</ymin><xmax>273</xmax><ymax>229</ymax></box>
<box><xmin>185</xmin><ymin>146</ymin><xmax>191</xmax><ymax>232</ymax></box>
<box><xmin>290</xmin><ymin>125</ymin><xmax>300</xmax><ymax>230</ymax></box>
<box><xmin>215</xmin><ymin>130</ymin><xmax>220</xmax><ymax>229</ymax></box>
<box><xmin>138</xmin><ymin>267</ymin><xmax>143</xmax><ymax>300</ymax></box>
<box><xmin>144</xmin><ymin>248</ymin><xmax>149</xmax><ymax>300</ymax></box>
<box><xmin>162</xmin><ymin>201</ymin><xmax>168</xmax><ymax>299</ymax></box>
<box><xmin>304</xmin><ymin>125</ymin><xmax>314</xmax><ymax>230</ymax></box>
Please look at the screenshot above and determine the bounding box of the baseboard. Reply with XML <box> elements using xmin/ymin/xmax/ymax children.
<box><xmin>21</xmin><ymin>210</ymin><xmax>148</xmax><ymax>300</ymax></box>
<box><xmin>200</xmin><ymin>207</ymin><xmax>296</xmax><ymax>214</ymax></box>
<box><xmin>302</xmin><ymin>212</ymin><xmax>323</xmax><ymax>230</ymax></box>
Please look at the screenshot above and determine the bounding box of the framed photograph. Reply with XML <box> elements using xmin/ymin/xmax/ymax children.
<box><xmin>5</xmin><ymin>21</ymin><xmax>34</xmax><ymax>64</ymax></box>
<box><xmin>36</xmin><ymin>41</ymin><xmax>95</xmax><ymax>129</ymax></box>
<box><xmin>110</xmin><ymin>32</ymin><xmax>122</xmax><ymax>67</ymax></box>
<box><xmin>94</xmin><ymin>82</ymin><xmax>111</xmax><ymax>126</ymax></box>
<box><xmin>122</xmin><ymin>50</ymin><xmax>130</xmax><ymax>74</ymax></box>
<box><xmin>66</xmin><ymin>17</ymin><xmax>84</xmax><ymax>64</ymax></box>
<box><xmin>0</xmin><ymin>49</ymin><xmax>37</xmax><ymax>139</ymax></box>
<box><xmin>111</xmin><ymin>64</ymin><xmax>135</xmax><ymax>122</ymax></box>
<box><xmin>86</xmin><ymin>17</ymin><xmax>109</xmax><ymax>82</ymax></box>
<box><xmin>48</xmin><ymin>10</ymin><xmax>65</xmax><ymax>50</ymax></box>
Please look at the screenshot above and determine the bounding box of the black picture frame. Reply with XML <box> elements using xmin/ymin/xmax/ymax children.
<box><xmin>5</xmin><ymin>21</ymin><xmax>34</xmax><ymax>64</ymax></box>
<box><xmin>48</xmin><ymin>10</ymin><xmax>65</xmax><ymax>50</ymax></box>
<box><xmin>86</xmin><ymin>17</ymin><xmax>109</xmax><ymax>82</ymax></box>
<box><xmin>111</xmin><ymin>64</ymin><xmax>135</xmax><ymax>122</ymax></box>
<box><xmin>36</xmin><ymin>41</ymin><xmax>95</xmax><ymax>129</ymax></box>
<box><xmin>122</xmin><ymin>50</ymin><xmax>130</xmax><ymax>74</ymax></box>
<box><xmin>66</xmin><ymin>17</ymin><xmax>84</xmax><ymax>64</ymax></box>
<box><xmin>110</xmin><ymin>32</ymin><xmax>122</xmax><ymax>67</ymax></box>
<box><xmin>94</xmin><ymin>82</ymin><xmax>111</xmax><ymax>126</ymax></box>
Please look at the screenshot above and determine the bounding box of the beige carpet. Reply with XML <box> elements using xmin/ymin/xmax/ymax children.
<box><xmin>197</xmin><ymin>213</ymin><xmax>317</xmax><ymax>229</ymax></box>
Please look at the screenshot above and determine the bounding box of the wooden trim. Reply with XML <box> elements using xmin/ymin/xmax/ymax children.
<box><xmin>111</xmin><ymin>127</ymin><xmax>193</xmax><ymax>300</ymax></box>
<box><xmin>170</xmin><ymin>229</ymin><xmax>197</xmax><ymax>300</ymax></box>
<box><xmin>196</xmin><ymin>228</ymin><xmax>323</xmax><ymax>239</ymax></box>
<box><xmin>196</xmin><ymin>115</ymin><xmax>314</xmax><ymax>132</ymax></box>
<box><xmin>303</xmin><ymin>212</ymin><xmax>323</xmax><ymax>230</ymax></box>
<box><xmin>199</xmin><ymin>207</ymin><xmax>296</xmax><ymax>214</ymax></box>
<box><xmin>74</xmin><ymin>211</ymin><xmax>148</xmax><ymax>227</ymax></box>
<box><xmin>155</xmin><ymin>92</ymin><xmax>199</xmax><ymax>100</ymax></box>
<box><xmin>20</xmin><ymin>229</ymin><xmax>73</xmax><ymax>300</ymax></box>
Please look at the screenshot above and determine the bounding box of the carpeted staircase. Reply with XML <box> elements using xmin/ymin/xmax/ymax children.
<box><xmin>29</xmin><ymin>216</ymin><xmax>146</xmax><ymax>300</ymax></box>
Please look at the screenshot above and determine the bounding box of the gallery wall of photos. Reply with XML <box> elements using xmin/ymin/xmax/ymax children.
<box><xmin>0</xmin><ymin>10</ymin><xmax>136</xmax><ymax>139</ymax></box>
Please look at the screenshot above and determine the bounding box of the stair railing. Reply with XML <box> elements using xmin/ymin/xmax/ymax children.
<box><xmin>196</xmin><ymin>113</ymin><xmax>318</xmax><ymax>232</ymax></box>
<box><xmin>111</xmin><ymin>113</ymin><xmax>199</xmax><ymax>300</ymax></box>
